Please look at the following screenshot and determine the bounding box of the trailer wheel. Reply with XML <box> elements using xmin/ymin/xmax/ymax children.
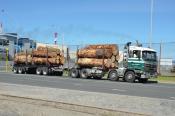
<box><xmin>70</xmin><ymin>68</ymin><xmax>79</xmax><ymax>78</ymax></box>
<box><xmin>42</xmin><ymin>67</ymin><xmax>48</xmax><ymax>75</ymax></box>
<box><xmin>80</xmin><ymin>69</ymin><xmax>89</xmax><ymax>79</ymax></box>
<box><xmin>36</xmin><ymin>67</ymin><xmax>42</xmax><ymax>75</ymax></box>
<box><xmin>124</xmin><ymin>71</ymin><xmax>135</xmax><ymax>83</ymax></box>
<box><xmin>18</xmin><ymin>67</ymin><xmax>24</xmax><ymax>74</ymax></box>
<box><xmin>13</xmin><ymin>67</ymin><xmax>18</xmax><ymax>74</ymax></box>
<box><xmin>108</xmin><ymin>70</ymin><xmax>119</xmax><ymax>81</ymax></box>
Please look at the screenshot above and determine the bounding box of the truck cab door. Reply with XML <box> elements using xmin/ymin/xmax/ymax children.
<box><xmin>128</xmin><ymin>50</ymin><xmax>143</xmax><ymax>71</ymax></box>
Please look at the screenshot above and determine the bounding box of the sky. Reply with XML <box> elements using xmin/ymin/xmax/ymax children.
<box><xmin>0</xmin><ymin>0</ymin><xmax>175</xmax><ymax>45</ymax></box>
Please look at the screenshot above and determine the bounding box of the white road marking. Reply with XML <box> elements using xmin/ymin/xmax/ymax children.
<box><xmin>111</xmin><ymin>89</ymin><xmax>126</xmax><ymax>92</ymax></box>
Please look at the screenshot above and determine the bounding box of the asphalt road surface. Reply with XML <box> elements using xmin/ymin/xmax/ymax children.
<box><xmin>0</xmin><ymin>72</ymin><xmax>175</xmax><ymax>100</ymax></box>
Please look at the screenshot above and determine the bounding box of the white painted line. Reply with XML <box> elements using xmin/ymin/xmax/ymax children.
<box><xmin>111</xmin><ymin>89</ymin><xmax>126</xmax><ymax>92</ymax></box>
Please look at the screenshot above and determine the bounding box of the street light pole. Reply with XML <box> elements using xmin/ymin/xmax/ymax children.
<box><xmin>149</xmin><ymin>0</ymin><xmax>154</xmax><ymax>48</ymax></box>
<box><xmin>62</xmin><ymin>33</ymin><xmax>64</xmax><ymax>53</ymax></box>
<box><xmin>16</xmin><ymin>34</ymin><xmax>19</xmax><ymax>54</ymax></box>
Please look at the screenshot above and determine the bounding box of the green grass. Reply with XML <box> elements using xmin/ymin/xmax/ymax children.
<box><xmin>151</xmin><ymin>76</ymin><xmax>175</xmax><ymax>83</ymax></box>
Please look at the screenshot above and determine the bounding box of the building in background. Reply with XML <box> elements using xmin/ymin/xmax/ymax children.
<box><xmin>0</xmin><ymin>33</ymin><xmax>17</xmax><ymax>60</ymax></box>
<box><xmin>18</xmin><ymin>37</ymin><xmax>36</xmax><ymax>52</ymax></box>
<box><xmin>0</xmin><ymin>33</ymin><xmax>36</xmax><ymax>60</ymax></box>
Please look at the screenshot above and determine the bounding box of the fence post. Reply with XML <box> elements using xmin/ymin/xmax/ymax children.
<box><xmin>6</xmin><ymin>48</ymin><xmax>9</xmax><ymax>72</ymax></box>
<box><xmin>76</xmin><ymin>45</ymin><xmax>79</xmax><ymax>64</ymax></box>
<box><xmin>67</xmin><ymin>47</ymin><xmax>70</xmax><ymax>71</ymax></box>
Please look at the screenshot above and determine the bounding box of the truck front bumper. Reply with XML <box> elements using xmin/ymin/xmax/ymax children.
<box><xmin>140</xmin><ymin>72</ymin><xmax>158</xmax><ymax>79</ymax></box>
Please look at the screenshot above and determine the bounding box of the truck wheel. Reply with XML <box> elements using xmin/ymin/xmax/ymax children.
<box><xmin>124</xmin><ymin>71</ymin><xmax>135</xmax><ymax>83</ymax></box>
<box><xmin>139</xmin><ymin>78</ymin><xmax>148</xmax><ymax>83</ymax></box>
<box><xmin>36</xmin><ymin>67</ymin><xmax>42</xmax><ymax>75</ymax></box>
<box><xmin>18</xmin><ymin>67</ymin><xmax>24</xmax><ymax>74</ymax></box>
<box><xmin>80</xmin><ymin>69</ymin><xmax>89</xmax><ymax>79</ymax></box>
<box><xmin>70</xmin><ymin>68</ymin><xmax>79</xmax><ymax>78</ymax></box>
<box><xmin>108</xmin><ymin>70</ymin><xmax>119</xmax><ymax>81</ymax></box>
<box><xmin>42</xmin><ymin>67</ymin><xmax>48</xmax><ymax>75</ymax></box>
<box><xmin>13</xmin><ymin>67</ymin><xmax>18</xmax><ymax>74</ymax></box>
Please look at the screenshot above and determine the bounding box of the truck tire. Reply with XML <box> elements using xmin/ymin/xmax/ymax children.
<box><xmin>139</xmin><ymin>78</ymin><xmax>148</xmax><ymax>83</ymax></box>
<box><xmin>108</xmin><ymin>70</ymin><xmax>119</xmax><ymax>81</ymax></box>
<box><xmin>80</xmin><ymin>69</ymin><xmax>89</xmax><ymax>79</ymax></box>
<box><xmin>18</xmin><ymin>67</ymin><xmax>24</xmax><ymax>74</ymax></box>
<box><xmin>42</xmin><ymin>67</ymin><xmax>48</xmax><ymax>75</ymax></box>
<box><xmin>70</xmin><ymin>68</ymin><xmax>79</xmax><ymax>78</ymax></box>
<box><xmin>36</xmin><ymin>67</ymin><xmax>42</xmax><ymax>75</ymax></box>
<box><xmin>124</xmin><ymin>71</ymin><xmax>135</xmax><ymax>83</ymax></box>
<box><xmin>13</xmin><ymin>67</ymin><xmax>18</xmax><ymax>74</ymax></box>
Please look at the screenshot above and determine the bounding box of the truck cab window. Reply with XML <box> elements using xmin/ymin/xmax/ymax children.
<box><xmin>131</xmin><ymin>50</ymin><xmax>140</xmax><ymax>58</ymax></box>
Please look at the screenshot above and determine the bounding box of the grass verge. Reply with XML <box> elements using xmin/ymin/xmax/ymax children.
<box><xmin>150</xmin><ymin>76</ymin><xmax>175</xmax><ymax>83</ymax></box>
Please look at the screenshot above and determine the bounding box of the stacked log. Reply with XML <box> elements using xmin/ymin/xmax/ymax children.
<box><xmin>14</xmin><ymin>46</ymin><xmax>64</xmax><ymax>65</ymax></box>
<box><xmin>14</xmin><ymin>54</ymin><xmax>32</xmax><ymax>63</ymax></box>
<box><xmin>77</xmin><ymin>44</ymin><xmax>119</xmax><ymax>68</ymax></box>
<box><xmin>37</xmin><ymin>46</ymin><xmax>61</xmax><ymax>53</ymax></box>
<box><xmin>33</xmin><ymin>50</ymin><xmax>58</xmax><ymax>58</ymax></box>
<box><xmin>78</xmin><ymin>49</ymin><xmax>113</xmax><ymax>58</ymax></box>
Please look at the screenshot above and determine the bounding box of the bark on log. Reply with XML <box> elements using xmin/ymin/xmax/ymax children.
<box><xmin>78</xmin><ymin>49</ymin><xmax>112</xmax><ymax>58</ymax></box>
<box><xmin>78</xmin><ymin>58</ymin><xmax>107</xmax><ymax>67</ymax></box>
<box><xmin>77</xmin><ymin>58</ymin><xmax>118</xmax><ymax>68</ymax></box>
<box><xmin>33</xmin><ymin>50</ymin><xmax>58</xmax><ymax>58</ymax></box>
<box><xmin>37</xmin><ymin>46</ymin><xmax>60</xmax><ymax>53</ymax></box>
<box><xmin>85</xmin><ymin>44</ymin><xmax>118</xmax><ymax>52</ymax></box>
<box><xmin>112</xmin><ymin>50</ymin><xmax>119</xmax><ymax>56</ymax></box>
<box><xmin>14</xmin><ymin>55</ymin><xmax>32</xmax><ymax>63</ymax></box>
<box><xmin>33</xmin><ymin>57</ymin><xmax>60</xmax><ymax>65</ymax></box>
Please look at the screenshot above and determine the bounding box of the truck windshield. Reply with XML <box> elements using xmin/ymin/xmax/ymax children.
<box><xmin>142</xmin><ymin>51</ymin><xmax>157</xmax><ymax>61</ymax></box>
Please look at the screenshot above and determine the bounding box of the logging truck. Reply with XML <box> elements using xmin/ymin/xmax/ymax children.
<box><xmin>13</xmin><ymin>46</ymin><xmax>64</xmax><ymax>76</ymax></box>
<box><xmin>70</xmin><ymin>42</ymin><xmax>158</xmax><ymax>83</ymax></box>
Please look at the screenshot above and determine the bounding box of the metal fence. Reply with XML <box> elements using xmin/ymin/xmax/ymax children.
<box><xmin>1</xmin><ymin>42</ymin><xmax>175</xmax><ymax>76</ymax></box>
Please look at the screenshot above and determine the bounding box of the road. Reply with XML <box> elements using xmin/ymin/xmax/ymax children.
<box><xmin>0</xmin><ymin>72</ymin><xmax>175</xmax><ymax>100</ymax></box>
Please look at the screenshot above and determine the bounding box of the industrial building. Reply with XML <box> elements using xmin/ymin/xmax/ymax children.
<box><xmin>0</xmin><ymin>33</ymin><xmax>36</xmax><ymax>60</ymax></box>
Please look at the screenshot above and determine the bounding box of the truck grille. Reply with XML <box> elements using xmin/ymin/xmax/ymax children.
<box><xmin>145</xmin><ymin>64</ymin><xmax>157</xmax><ymax>72</ymax></box>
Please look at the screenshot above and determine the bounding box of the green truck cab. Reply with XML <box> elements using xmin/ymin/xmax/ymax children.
<box><xmin>108</xmin><ymin>42</ymin><xmax>158</xmax><ymax>83</ymax></box>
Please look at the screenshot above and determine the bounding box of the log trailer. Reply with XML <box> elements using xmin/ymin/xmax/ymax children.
<box><xmin>13</xmin><ymin>47</ymin><xmax>64</xmax><ymax>76</ymax></box>
<box><xmin>70</xmin><ymin>42</ymin><xmax>158</xmax><ymax>83</ymax></box>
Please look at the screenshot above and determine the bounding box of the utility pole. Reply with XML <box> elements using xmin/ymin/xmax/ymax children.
<box><xmin>16</xmin><ymin>34</ymin><xmax>19</xmax><ymax>54</ymax></box>
<box><xmin>0</xmin><ymin>23</ymin><xmax>3</xmax><ymax>33</ymax></box>
<box><xmin>159</xmin><ymin>41</ymin><xmax>162</xmax><ymax>75</ymax></box>
<box><xmin>0</xmin><ymin>9</ymin><xmax>4</xmax><ymax>33</ymax></box>
<box><xmin>62</xmin><ymin>33</ymin><xmax>64</xmax><ymax>53</ymax></box>
<box><xmin>149</xmin><ymin>0</ymin><xmax>154</xmax><ymax>48</ymax></box>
